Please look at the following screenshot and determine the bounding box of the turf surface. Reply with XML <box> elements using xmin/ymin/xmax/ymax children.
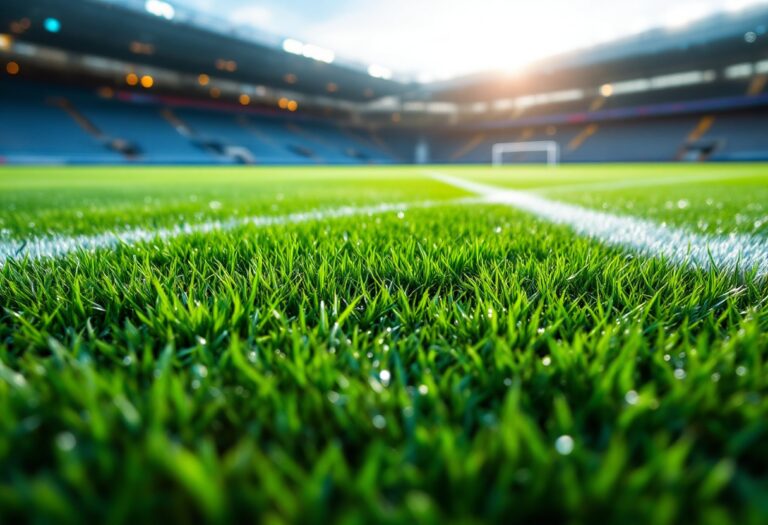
<box><xmin>1</xmin><ymin>164</ymin><xmax>767</xmax><ymax>524</ymax></box>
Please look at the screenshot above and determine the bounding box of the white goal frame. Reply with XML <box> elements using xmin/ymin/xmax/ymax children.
<box><xmin>492</xmin><ymin>141</ymin><xmax>560</xmax><ymax>167</ymax></box>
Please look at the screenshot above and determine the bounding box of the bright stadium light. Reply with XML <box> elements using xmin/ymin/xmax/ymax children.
<box><xmin>302</xmin><ymin>44</ymin><xmax>335</xmax><ymax>64</ymax></box>
<box><xmin>282</xmin><ymin>38</ymin><xmax>335</xmax><ymax>63</ymax></box>
<box><xmin>600</xmin><ymin>84</ymin><xmax>614</xmax><ymax>97</ymax></box>
<box><xmin>43</xmin><ymin>18</ymin><xmax>61</xmax><ymax>33</ymax></box>
<box><xmin>282</xmin><ymin>38</ymin><xmax>303</xmax><ymax>55</ymax></box>
<box><xmin>145</xmin><ymin>0</ymin><xmax>175</xmax><ymax>21</ymax></box>
<box><xmin>367</xmin><ymin>64</ymin><xmax>392</xmax><ymax>80</ymax></box>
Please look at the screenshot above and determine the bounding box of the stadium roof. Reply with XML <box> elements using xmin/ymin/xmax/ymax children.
<box><xmin>2</xmin><ymin>0</ymin><xmax>767</xmax><ymax>107</ymax></box>
<box><xmin>0</xmin><ymin>0</ymin><xmax>412</xmax><ymax>102</ymax></box>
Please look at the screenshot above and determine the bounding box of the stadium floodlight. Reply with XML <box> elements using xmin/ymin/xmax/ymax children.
<box><xmin>43</xmin><ymin>18</ymin><xmax>61</xmax><ymax>33</ymax></box>
<box><xmin>282</xmin><ymin>38</ymin><xmax>335</xmax><ymax>64</ymax></box>
<box><xmin>282</xmin><ymin>38</ymin><xmax>304</xmax><ymax>55</ymax></box>
<box><xmin>367</xmin><ymin>64</ymin><xmax>392</xmax><ymax>80</ymax></box>
<box><xmin>492</xmin><ymin>141</ymin><xmax>560</xmax><ymax>167</ymax></box>
<box><xmin>301</xmin><ymin>44</ymin><xmax>335</xmax><ymax>64</ymax></box>
<box><xmin>145</xmin><ymin>0</ymin><xmax>175</xmax><ymax>21</ymax></box>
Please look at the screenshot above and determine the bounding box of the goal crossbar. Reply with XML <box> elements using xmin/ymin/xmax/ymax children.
<box><xmin>492</xmin><ymin>141</ymin><xmax>560</xmax><ymax>167</ymax></box>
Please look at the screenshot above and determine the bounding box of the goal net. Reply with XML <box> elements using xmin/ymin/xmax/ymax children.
<box><xmin>492</xmin><ymin>141</ymin><xmax>560</xmax><ymax>167</ymax></box>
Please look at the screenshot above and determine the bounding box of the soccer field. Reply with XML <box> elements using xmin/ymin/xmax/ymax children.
<box><xmin>1</xmin><ymin>164</ymin><xmax>767</xmax><ymax>523</ymax></box>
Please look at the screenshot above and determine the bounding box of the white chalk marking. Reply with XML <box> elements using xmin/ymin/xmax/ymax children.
<box><xmin>3</xmin><ymin>172</ymin><xmax>767</xmax><ymax>279</ymax></box>
<box><xmin>427</xmin><ymin>171</ymin><xmax>768</xmax><ymax>278</ymax></box>
<box><xmin>0</xmin><ymin>198</ymin><xmax>481</xmax><ymax>266</ymax></box>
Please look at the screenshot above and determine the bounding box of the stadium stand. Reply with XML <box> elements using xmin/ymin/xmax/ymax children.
<box><xmin>0</xmin><ymin>82</ymin><xmax>124</xmax><ymax>164</ymax></box>
<box><xmin>0</xmin><ymin>80</ymin><xmax>396</xmax><ymax>164</ymax></box>
<box><xmin>1</xmin><ymin>0</ymin><xmax>768</xmax><ymax>164</ymax></box>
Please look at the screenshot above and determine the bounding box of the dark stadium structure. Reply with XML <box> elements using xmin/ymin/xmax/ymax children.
<box><xmin>2</xmin><ymin>0</ymin><xmax>768</xmax><ymax>164</ymax></box>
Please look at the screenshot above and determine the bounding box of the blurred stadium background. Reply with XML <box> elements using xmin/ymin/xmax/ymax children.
<box><xmin>1</xmin><ymin>0</ymin><xmax>768</xmax><ymax>165</ymax></box>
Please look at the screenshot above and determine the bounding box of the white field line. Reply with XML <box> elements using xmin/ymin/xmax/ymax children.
<box><xmin>427</xmin><ymin>171</ymin><xmax>768</xmax><ymax>278</ymax></box>
<box><xmin>3</xmin><ymin>173</ymin><xmax>767</xmax><ymax>277</ymax></box>
<box><xmin>0</xmin><ymin>198</ymin><xmax>482</xmax><ymax>266</ymax></box>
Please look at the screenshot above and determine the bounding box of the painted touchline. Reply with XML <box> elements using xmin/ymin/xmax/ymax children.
<box><xmin>3</xmin><ymin>175</ymin><xmax>767</xmax><ymax>278</ymax></box>
<box><xmin>0</xmin><ymin>198</ymin><xmax>483</xmax><ymax>266</ymax></box>
<box><xmin>427</xmin><ymin>171</ymin><xmax>768</xmax><ymax>278</ymax></box>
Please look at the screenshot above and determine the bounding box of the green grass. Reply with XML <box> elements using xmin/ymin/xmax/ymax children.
<box><xmin>1</xmin><ymin>164</ymin><xmax>767</xmax><ymax>524</ymax></box>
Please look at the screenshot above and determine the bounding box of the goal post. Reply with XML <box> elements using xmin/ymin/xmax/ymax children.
<box><xmin>492</xmin><ymin>141</ymin><xmax>560</xmax><ymax>167</ymax></box>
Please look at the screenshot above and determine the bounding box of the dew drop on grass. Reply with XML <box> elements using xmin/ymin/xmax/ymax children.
<box><xmin>542</xmin><ymin>356</ymin><xmax>552</xmax><ymax>367</ymax></box>
<box><xmin>55</xmin><ymin>432</ymin><xmax>76</xmax><ymax>452</ymax></box>
<box><xmin>674</xmin><ymin>368</ymin><xmax>687</xmax><ymax>380</ymax></box>
<box><xmin>208</xmin><ymin>200</ymin><xmax>222</xmax><ymax>210</ymax></box>
<box><xmin>624</xmin><ymin>390</ymin><xmax>639</xmax><ymax>405</ymax></box>
<box><xmin>10</xmin><ymin>373</ymin><xmax>26</xmax><ymax>387</ymax></box>
<box><xmin>555</xmin><ymin>435</ymin><xmax>574</xmax><ymax>455</ymax></box>
<box><xmin>736</xmin><ymin>366</ymin><xmax>747</xmax><ymax>377</ymax></box>
<box><xmin>379</xmin><ymin>370</ymin><xmax>391</xmax><ymax>385</ymax></box>
<box><xmin>372</xmin><ymin>415</ymin><xmax>386</xmax><ymax>429</ymax></box>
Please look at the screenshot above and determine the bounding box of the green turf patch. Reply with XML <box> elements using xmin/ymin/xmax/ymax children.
<box><xmin>1</xmin><ymin>165</ymin><xmax>767</xmax><ymax>524</ymax></box>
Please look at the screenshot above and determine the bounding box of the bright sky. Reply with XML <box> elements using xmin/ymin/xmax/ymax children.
<box><xmin>179</xmin><ymin>0</ymin><xmax>765</xmax><ymax>79</ymax></box>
